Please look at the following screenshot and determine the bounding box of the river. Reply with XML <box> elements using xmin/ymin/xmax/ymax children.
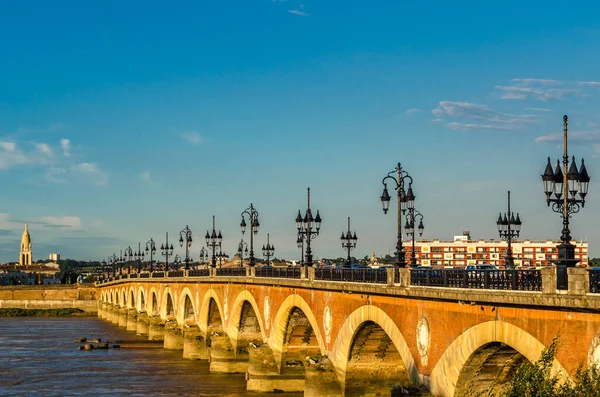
<box><xmin>0</xmin><ymin>317</ymin><xmax>302</xmax><ymax>396</ymax></box>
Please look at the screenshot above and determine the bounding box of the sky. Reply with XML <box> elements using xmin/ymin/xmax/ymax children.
<box><xmin>1</xmin><ymin>0</ymin><xmax>600</xmax><ymax>263</ymax></box>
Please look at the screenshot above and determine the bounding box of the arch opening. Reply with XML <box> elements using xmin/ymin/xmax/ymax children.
<box><xmin>183</xmin><ymin>295</ymin><xmax>195</xmax><ymax>325</ymax></box>
<box><xmin>129</xmin><ymin>290</ymin><xmax>135</xmax><ymax>309</ymax></box>
<box><xmin>236</xmin><ymin>301</ymin><xmax>262</xmax><ymax>354</ymax></box>
<box><xmin>115</xmin><ymin>292</ymin><xmax>119</xmax><ymax>305</ymax></box>
<box><xmin>281</xmin><ymin>307</ymin><xmax>320</xmax><ymax>376</ymax></box>
<box><xmin>121</xmin><ymin>291</ymin><xmax>126</xmax><ymax>307</ymax></box>
<box><xmin>140</xmin><ymin>291</ymin><xmax>146</xmax><ymax>312</ymax></box>
<box><xmin>345</xmin><ymin>321</ymin><xmax>411</xmax><ymax>397</ymax></box>
<box><xmin>151</xmin><ymin>293</ymin><xmax>158</xmax><ymax>316</ymax></box>
<box><xmin>206</xmin><ymin>297</ymin><xmax>223</xmax><ymax>347</ymax></box>
<box><xmin>454</xmin><ymin>342</ymin><xmax>528</xmax><ymax>397</ymax></box>
<box><xmin>166</xmin><ymin>293</ymin><xmax>174</xmax><ymax>319</ymax></box>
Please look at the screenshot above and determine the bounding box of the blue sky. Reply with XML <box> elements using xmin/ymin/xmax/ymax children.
<box><xmin>1</xmin><ymin>0</ymin><xmax>600</xmax><ymax>262</ymax></box>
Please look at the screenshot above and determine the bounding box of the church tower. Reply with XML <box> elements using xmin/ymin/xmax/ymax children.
<box><xmin>19</xmin><ymin>224</ymin><xmax>32</xmax><ymax>266</ymax></box>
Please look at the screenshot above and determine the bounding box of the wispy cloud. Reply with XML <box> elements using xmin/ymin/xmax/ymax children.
<box><xmin>60</xmin><ymin>138</ymin><xmax>71</xmax><ymax>156</ymax></box>
<box><xmin>525</xmin><ymin>107</ymin><xmax>553</xmax><ymax>112</ymax></box>
<box><xmin>181</xmin><ymin>131</ymin><xmax>203</xmax><ymax>145</ymax></box>
<box><xmin>535</xmin><ymin>130</ymin><xmax>600</xmax><ymax>144</ymax></box>
<box><xmin>511</xmin><ymin>78</ymin><xmax>562</xmax><ymax>86</ymax></box>
<box><xmin>405</xmin><ymin>108</ymin><xmax>421</xmax><ymax>116</ymax></box>
<box><xmin>36</xmin><ymin>143</ymin><xmax>53</xmax><ymax>156</ymax></box>
<box><xmin>288</xmin><ymin>4</ymin><xmax>309</xmax><ymax>16</ymax></box>
<box><xmin>141</xmin><ymin>171</ymin><xmax>152</xmax><ymax>184</ymax></box>
<box><xmin>72</xmin><ymin>162</ymin><xmax>109</xmax><ymax>186</ymax></box>
<box><xmin>495</xmin><ymin>78</ymin><xmax>585</xmax><ymax>101</ymax></box>
<box><xmin>578</xmin><ymin>81</ymin><xmax>600</xmax><ymax>86</ymax></box>
<box><xmin>40</xmin><ymin>216</ymin><xmax>82</xmax><ymax>229</ymax></box>
<box><xmin>45</xmin><ymin>167</ymin><xmax>68</xmax><ymax>184</ymax></box>
<box><xmin>432</xmin><ymin>101</ymin><xmax>538</xmax><ymax>131</ymax></box>
<box><xmin>0</xmin><ymin>213</ymin><xmax>82</xmax><ymax>232</ymax></box>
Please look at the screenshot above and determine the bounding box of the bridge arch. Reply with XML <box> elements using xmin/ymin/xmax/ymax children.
<box><xmin>120</xmin><ymin>288</ymin><xmax>126</xmax><ymax>308</ymax></box>
<box><xmin>227</xmin><ymin>290</ymin><xmax>267</xmax><ymax>347</ymax></box>
<box><xmin>137</xmin><ymin>287</ymin><xmax>146</xmax><ymax>312</ymax></box>
<box><xmin>329</xmin><ymin>304</ymin><xmax>419</xmax><ymax>394</ymax></box>
<box><xmin>177</xmin><ymin>287</ymin><xmax>196</xmax><ymax>326</ymax></box>
<box><xmin>161</xmin><ymin>289</ymin><xmax>176</xmax><ymax>320</ymax></box>
<box><xmin>128</xmin><ymin>286</ymin><xmax>136</xmax><ymax>310</ymax></box>
<box><xmin>148</xmin><ymin>287</ymin><xmax>160</xmax><ymax>317</ymax></box>
<box><xmin>271</xmin><ymin>294</ymin><xmax>326</xmax><ymax>372</ymax></box>
<box><xmin>429</xmin><ymin>320</ymin><xmax>569</xmax><ymax>397</ymax></box>
<box><xmin>198</xmin><ymin>289</ymin><xmax>225</xmax><ymax>335</ymax></box>
<box><xmin>112</xmin><ymin>290</ymin><xmax>117</xmax><ymax>305</ymax></box>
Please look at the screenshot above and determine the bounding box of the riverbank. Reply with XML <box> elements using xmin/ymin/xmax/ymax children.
<box><xmin>0</xmin><ymin>308</ymin><xmax>91</xmax><ymax>316</ymax></box>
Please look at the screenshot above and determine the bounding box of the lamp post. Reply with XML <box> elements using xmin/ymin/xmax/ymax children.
<box><xmin>134</xmin><ymin>242</ymin><xmax>145</xmax><ymax>273</ymax></box>
<box><xmin>340</xmin><ymin>217</ymin><xmax>358</xmax><ymax>268</ymax></box>
<box><xmin>295</xmin><ymin>188</ymin><xmax>322</xmax><ymax>267</ymax></box>
<box><xmin>179</xmin><ymin>225</ymin><xmax>193</xmax><ymax>270</ymax></box>
<box><xmin>199</xmin><ymin>247</ymin><xmax>208</xmax><ymax>269</ymax></box>
<box><xmin>296</xmin><ymin>231</ymin><xmax>305</xmax><ymax>266</ymax></box>
<box><xmin>118</xmin><ymin>249</ymin><xmax>124</xmax><ymax>275</ymax></box>
<box><xmin>123</xmin><ymin>246</ymin><xmax>134</xmax><ymax>274</ymax></box>
<box><xmin>205</xmin><ymin>215</ymin><xmax>223</xmax><ymax>268</ymax></box>
<box><xmin>238</xmin><ymin>239</ymin><xmax>248</xmax><ymax>268</ymax></box>
<box><xmin>405</xmin><ymin>209</ymin><xmax>424</xmax><ymax>267</ymax></box>
<box><xmin>241</xmin><ymin>204</ymin><xmax>260</xmax><ymax>267</ymax></box>
<box><xmin>160</xmin><ymin>232</ymin><xmax>174</xmax><ymax>272</ymax></box>
<box><xmin>109</xmin><ymin>253</ymin><xmax>117</xmax><ymax>277</ymax></box>
<box><xmin>262</xmin><ymin>233</ymin><xmax>275</xmax><ymax>266</ymax></box>
<box><xmin>496</xmin><ymin>191</ymin><xmax>521</xmax><ymax>269</ymax></box>
<box><xmin>541</xmin><ymin>115</ymin><xmax>590</xmax><ymax>289</ymax></box>
<box><xmin>145</xmin><ymin>238</ymin><xmax>156</xmax><ymax>273</ymax></box>
<box><xmin>173</xmin><ymin>254</ymin><xmax>181</xmax><ymax>270</ymax></box>
<box><xmin>380</xmin><ymin>162</ymin><xmax>415</xmax><ymax>268</ymax></box>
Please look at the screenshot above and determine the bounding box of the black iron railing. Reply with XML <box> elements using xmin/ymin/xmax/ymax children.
<box><xmin>189</xmin><ymin>269</ymin><xmax>210</xmax><ymax>277</ymax></box>
<box><xmin>168</xmin><ymin>271</ymin><xmax>184</xmax><ymax>278</ymax></box>
<box><xmin>216</xmin><ymin>268</ymin><xmax>247</xmax><ymax>277</ymax></box>
<box><xmin>314</xmin><ymin>268</ymin><xmax>388</xmax><ymax>284</ymax></box>
<box><xmin>590</xmin><ymin>270</ymin><xmax>600</xmax><ymax>293</ymax></box>
<box><xmin>255</xmin><ymin>267</ymin><xmax>301</xmax><ymax>279</ymax></box>
<box><xmin>410</xmin><ymin>269</ymin><xmax>542</xmax><ymax>291</ymax></box>
<box><xmin>152</xmin><ymin>271</ymin><xmax>165</xmax><ymax>278</ymax></box>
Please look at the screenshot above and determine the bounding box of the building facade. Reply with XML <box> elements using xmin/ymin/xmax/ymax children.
<box><xmin>19</xmin><ymin>224</ymin><xmax>32</xmax><ymax>266</ymax></box>
<box><xmin>406</xmin><ymin>234</ymin><xmax>588</xmax><ymax>268</ymax></box>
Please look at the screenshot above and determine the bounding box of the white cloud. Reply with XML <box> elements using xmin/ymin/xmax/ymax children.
<box><xmin>525</xmin><ymin>107</ymin><xmax>553</xmax><ymax>112</ymax></box>
<box><xmin>141</xmin><ymin>171</ymin><xmax>152</xmax><ymax>184</ymax></box>
<box><xmin>45</xmin><ymin>168</ymin><xmax>68</xmax><ymax>184</ymax></box>
<box><xmin>495</xmin><ymin>78</ymin><xmax>587</xmax><ymax>101</ymax></box>
<box><xmin>0</xmin><ymin>141</ymin><xmax>32</xmax><ymax>169</ymax></box>
<box><xmin>578</xmin><ymin>81</ymin><xmax>600</xmax><ymax>86</ymax></box>
<box><xmin>288</xmin><ymin>4</ymin><xmax>309</xmax><ymax>16</ymax></box>
<box><xmin>40</xmin><ymin>216</ymin><xmax>82</xmax><ymax>229</ymax></box>
<box><xmin>36</xmin><ymin>143</ymin><xmax>53</xmax><ymax>156</ymax></box>
<box><xmin>510</xmin><ymin>78</ymin><xmax>562</xmax><ymax>86</ymax></box>
<box><xmin>0</xmin><ymin>142</ymin><xmax>16</xmax><ymax>152</ymax></box>
<box><xmin>535</xmin><ymin>130</ymin><xmax>600</xmax><ymax>143</ymax></box>
<box><xmin>72</xmin><ymin>162</ymin><xmax>109</xmax><ymax>186</ymax></box>
<box><xmin>60</xmin><ymin>138</ymin><xmax>71</xmax><ymax>156</ymax></box>
<box><xmin>432</xmin><ymin>101</ymin><xmax>538</xmax><ymax>131</ymax></box>
<box><xmin>405</xmin><ymin>108</ymin><xmax>421</xmax><ymax>115</ymax></box>
<box><xmin>181</xmin><ymin>131</ymin><xmax>203</xmax><ymax>145</ymax></box>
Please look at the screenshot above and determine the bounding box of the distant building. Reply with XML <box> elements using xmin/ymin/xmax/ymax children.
<box><xmin>406</xmin><ymin>234</ymin><xmax>588</xmax><ymax>267</ymax></box>
<box><xmin>49</xmin><ymin>253</ymin><xmax>60</xmax><ymax>262</ymax></box>
<box><xmin>19</xmin><ymin>224</ymin><xmax>32</xmax><ymax>266</ymax></box>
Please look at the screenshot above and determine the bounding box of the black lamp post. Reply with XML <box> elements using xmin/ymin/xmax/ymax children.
<box><xmin>296</xmin><ymin>230</ymin><xmax>304</xmax><ymax>266</ymax></box>
<box><xmin>405</xmin><ymin>209</ymin><xmax>424</xmax><ymax>267</ymax></box>
<box><xmin>296</xmin><ymin>188</ymin><xmax>322</xmax><ymax>267</ymax></box>
<box><xmin>160</xmin><ymin>232</ymin><xmax>174</xmax><ymax>272</ymax></box>
<box><xmin>262</xmin><ymin>233</ymin><xmax>275</xmax><ymax>266</ymax></box>
<box><xmin>179</xmin><ymin>225</ymin><xmax>193</xmax><ymax>270</ymax></box>
<box><xmin>496</xmin><ymin>191</ymin><xmax>521</xmax><ymax>269</ymax></box>
<box><xmin>173</xmin><ymin>254</ymin><xmax>181</xmax><ymax>269</ymax></box>
<box><xmin>380</xmin><ymin>162</ymin><xmax>415</xmax><ymax>268</ymax></box>
<box><xmin>241</xmin><ymin>204</ymin><xmax>260</xmax><ymax>267</ymax></box>
<box><xmin>205</xmin><ymin>215</ymin><xmax>223</xmax><ymax>268</ymax></box>
<box><xmin>340</xmin><ymin>217</ymin><xmax>358</xmax><ymax>268</ymax></box>
<box><xmin>134</xmin><ymin>242</ymin><xmax>145</xmax><ymax>273</ymax></box>
<box><xmin>109</xmin><ymin>253</ymin><xmax>117</xmax><ymax>277</ymax></box>
<box><xmin>199</xmin><ymin>247</ymin><xmax>208</xmax><ymax>269</ymax></box>
<box><xmin>541</xmin><ymin>115</ymin><xmax>590</xmax><ymax>289</ymax></box>
<box><xmin>145</xmin><ymin>238</ymin><xmax>156</xmax><ymax>273</ymax></box>
<box><xmin>238</xmin><ymin>239</ymin><xmax>248</xmax><ymax>268</ymax></box>
<box><xmin>118</xmin><ymin>249</ymin><xmax>124</xmax><ymax>275</ymax></box>
<box><xmin>123</xmin><ymin>246</ymin><xmax>134</xmax><ymax>274</ymax></box>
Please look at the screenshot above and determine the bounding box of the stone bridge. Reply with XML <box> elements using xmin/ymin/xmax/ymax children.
<box><xmin>96</xmin><ymin>267</ymin><xmax>600</xmax><ymax>396</ymax></box>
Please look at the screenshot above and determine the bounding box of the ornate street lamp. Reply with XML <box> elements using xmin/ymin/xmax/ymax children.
<box><xmin>118</xmin><ymin>249</ymin><xmax>124</xmax><ymax>275</ymax></box>
<box><xmin>496</xmin><ymin>191</ymin><xmax>521</xmax><ymax>269</ymax></box>
<box><xmin>199</xmin><ymin>247</ymin><xmax>208</xmax><ymax>269</ymax></box>
<box><xmin>241</xmin><ymin>204</ymin><xmax>260</xmax><ymax>267</ymax></box>
<box><xmin>296</xmin><ymin>188</ymin><xmax>322</xmax><ymax>267</ymax></box>
<box><xmin>380</xmin><ymin>162</ymin><xmax>415</xmax><ymax>268</ymax></box>
<box><xmin>262</xmin><ymin>233</ymin><xmax>275</xmax><ymax>266</ymax></box>
<box><xmin>134</xmin><ymin>242</ymin><xmax>145</xmax><ymax>273</ymax></box>
<box><xmin>179</xmin><ymin>225</ymin><xmax>193</xmax><ymax>270</ymax></box>
<box><xmin>173</xmin><ymin>254</ymin><xmax>181</xmax><ymax>269</ymax></box>
<box><xmin>237</xmin><ymin>239</ymin><xmax>248</xmax><ymax>268</ymax></box>
<box><xmin>145</xmin><ymin>238</ymin><xmax>156</xmax><ymax>273</ymax></box>
<box><xmin>296</xmin><ymin>230</ymin><xmax>304</xmax><ymax>266</ymax></box>
<box><xmin>541</xmin><ymin>115</ymin><xmax>590</xmax><ymax>289</ymax></box>
<box><xmin>205</xmin><ymin>215</ymin><xmax>223</xmax><ymax>268</ymax></box>
<box><xmin>160</xmin><ymin>232</ymin><xmax>174</xmax><ymax>272</ymax></box>
<box><xmin>405</xmin><ymin>209</ymin><xmax>424</xmax><ymax>267</ymax></box>
<box><xmin>123</xmin><ymin>246</ymin><xmax>134</xmax><ymax>274</ymax></box>
<box><xmin>109</xmin><ymin>253</ymin><xmax>118</xmax><ymax>277</ymax></box>
<box><xmin>340</xmin><ymin>217</ymin><xmax>358</xmax><ymax>268</ymax></box>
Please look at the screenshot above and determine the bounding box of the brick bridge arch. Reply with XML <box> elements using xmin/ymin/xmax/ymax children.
<box><xmin>198</xmin><ymin>289</ymin><xmax>225</xmax><ymax>335</ymax></box>
<box><xmin>227</xmin><ymin>289</ymin><xmax>267</xmax><ymax>348</ymax></box>
<box><xmin>176</xmin><ymin>287</ymin><xmax>196</xmax><ymax>326</ymax></box>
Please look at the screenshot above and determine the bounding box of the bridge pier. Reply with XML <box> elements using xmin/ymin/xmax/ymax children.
<box><xmin>106</xmin><ymin>305</ymin><xmax>119</xmax><ymax>324</ymax></box>
<box><xmin>136</xmin><ymin>312</ymin><xmax>149</xmax><ymax>336</ymax></box>
<box><xmin>246</xmin><ymin>344</ymin><xmax>305</xmax><ymax>393</ymax></box>
<box><xmin>304</xmin><ymin>357</ymin><xmax>343</xmax><ymax>397</ymax></box>
<box><xmin>126</xmin><ymin>309</ymin><xmax>137</xmax><ymax>332</ymax></box>
<box><xmin>183</xmin><ymin>329</ymin><xmax>209</xmax><ymax>359</ymax></box>
<box><xmin>117</xmin><ymin>307</ymin><xmax>128</xmax><ymax>327</ymax></box>
<box><xmin>148</xmin><ymin>316</ymin><xmax>165</xmax><ymax>341</ymax></box>
<box><xmin>164</xmin><ymin>321</ymin><xmax>184</xmax><ymax>350</ymax></box>
<box><xmin>209</xmin><ymin>335</ymin><xmax>248</xmax><ymax>373</ymax></box>
<box><xmin>97</xmin><ymin>303</ymin><xmax>107</xmax><ymax>320</ymax></box>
